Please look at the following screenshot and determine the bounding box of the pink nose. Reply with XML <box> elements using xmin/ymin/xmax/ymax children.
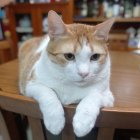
<box><xmin>78</xmin><ymin>72</ymin><xmax>89</xmax><ymax>78</ymax></box>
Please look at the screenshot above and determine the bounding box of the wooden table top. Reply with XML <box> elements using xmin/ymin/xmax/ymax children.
<box><xmin>0</xmin><ymin>51</ymin><xmax>140</xmax><ymax>128</ymax></box>
<box><xmin>0</xmin><ymin>51</ymin><xmax>140</xmax><ymax>108</ymax></box>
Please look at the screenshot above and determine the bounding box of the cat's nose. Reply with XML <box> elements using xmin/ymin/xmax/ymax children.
<box><xmin>78</xmin><ymin>72</ymin><xmax>89</xmax><ymax>78</ymax></box>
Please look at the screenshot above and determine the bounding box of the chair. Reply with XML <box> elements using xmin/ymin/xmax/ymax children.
<box><xmin>0</xmin><ymin>38</ymin><xmax>14</xmax><ymax>64</ymax></box>
<box><xmin>0</xmin><ymin>59</ymin><xmax>116</xmax><ymax>140</ymax></box>
<box><xmin>0</xmin><ymin>38</ymin><xmax>20</xmax><ymax>140</ymax></box>
<box><xmin>108</xmin><ymin>33</ymin><xmax>128</xmax><ymax>51</ymax></box>
<box><xmin>0</xmin><ymin>92</ymin><xmax>114</xmax><ymax>140</ymax></box>
<box><xmin>0</xmin><ymin>111</ymin><xmax>11</xmax><ymax>140</ymax></box>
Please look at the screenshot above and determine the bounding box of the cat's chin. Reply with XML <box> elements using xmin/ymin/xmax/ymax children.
<box><xmin>74</xmin><ymin>79</ymin><xmax>91</xmax><ymax>87</ymax></box>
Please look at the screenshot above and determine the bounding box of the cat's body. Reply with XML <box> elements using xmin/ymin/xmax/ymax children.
<box><xmin>19</xmin><ymin>11</ymin><xmax>114</xmax><ymax>137</ymax></box>
<box><xmin>19</xmin><ymin>34</ymin><xmax>110</xmax><ymax>105</ymax></box>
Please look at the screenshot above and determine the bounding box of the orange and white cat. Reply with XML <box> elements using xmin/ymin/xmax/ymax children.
<box><xmin>19</xmin><ymin>10</ymin><xmax>114</xmax><ymax>137</ymax></box>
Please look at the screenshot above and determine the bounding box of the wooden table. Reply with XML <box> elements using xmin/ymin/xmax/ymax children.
<box><xmin>0</xmin><ymin>51</ymin><xmax>140</xmax><ymax>140</ymax></box>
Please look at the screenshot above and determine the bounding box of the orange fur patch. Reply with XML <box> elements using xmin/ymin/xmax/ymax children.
<box><xmin>19</xmin><ymin>24</ymin><xmax>109</xmax><ymax>94</ymax></box>
<box><xmin>47</xmin><ymin>24</ymin><xmax>108</xmax><ymax>65</ymax></box>
<box><xmin>19</xmin><ymin>37</ymin><xmax>42</xmax><ymax>94</ymax></box>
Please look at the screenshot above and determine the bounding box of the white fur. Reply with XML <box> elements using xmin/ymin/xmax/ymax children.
<box><xmin>36</xmin><ymin>35</ymin><xmax>50</xmax><ymax>53</ymax></box>
<box><xmin>25</xmin><ymin>36</ymin><xmax>114</xmax><ymax>137</ymax></box>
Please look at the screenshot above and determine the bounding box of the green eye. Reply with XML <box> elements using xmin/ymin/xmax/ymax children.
<box><xmin>90</xmin><ymin>54</ymin><xmax>100</xmax><ymax>61</ymax></box>
<box><xmin>64</xmin><ymin>53</ymin><xmax>75</xmax><ymax>61</ymax></box>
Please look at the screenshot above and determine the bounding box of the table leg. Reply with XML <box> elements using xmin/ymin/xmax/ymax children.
<box><xmin>0</xmin><ymin>110</ymin><xmax>11</xmax><ymax>140</ymax></box>
<box><xmin>97</xmin><ymin>128</ymin><xmax>115</xmax><ymax>140</ymax></box>
<box><xmin>28</xmin><ymin>116</ymin><xmax>45</xmax><ymax>140</ymax></box>
<box><xmin>1</xmin><ymin>110</ymin><xmax>23</xmax><ymax>140</ymax></box>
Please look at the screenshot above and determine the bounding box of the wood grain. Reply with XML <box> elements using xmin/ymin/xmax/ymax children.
<box><xmin>0</xmin><ymin>51</ymin><xmax>140</xmax><ymax>113</ymax></box>
<box><xmin>0</xmin><ymin>51</ymin><xmax>140</xmax><ymax>140</ymax></box>
<box><xmin>62</xmin><ymin>123</ymin><xmax>75</xmax><ymax>140</ymax></box>
<box><xmin>0</xmin><ymin>51</ymin><xmax>140</xmax><ymax>107</ymax></box>
<box><xmin>0</xmin><ymin>40</ymin><xmax>13</xmax><ymax>63</ymax></box>
<box><xmin>0</xmin><ymin>111</ymin><xmax>11</xmax><ymax>140</ymax></box>
<box><xmin>109</xmin><ymin>34</ymin><xmax>128</xmax><ymax>51</ymax></box>
<box><xmin>28</xmin><ymin>117</ymin><xmax>45</xmax><ymax>140</ymax></box>
<box><xmin>74</xmin><ymin>17</ymin><xmax>140</xmax><ymax>23</ymax></box>
<box><xmin>97</xmin><ymin>128</ymin><xmax>115</xmax><ymax>140</ymax></box>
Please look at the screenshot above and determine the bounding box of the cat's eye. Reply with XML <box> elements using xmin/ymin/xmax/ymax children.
<box><xmin>90</xmin><ymin>54</ymin><xmax>100</xmax><ymax>61</ymax></box>
<box><xmin>64</xmin><ymin>53</ymin><xmax>75</xmax><ymax>61</ymax></box>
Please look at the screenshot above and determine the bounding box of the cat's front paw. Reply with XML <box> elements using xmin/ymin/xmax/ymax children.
<box><xmin>103</xmin><ymin>91</ymin><xmax>114</xmax><ymax>107</ymax></box>
<box><xmin>73</xmin><ymin>109</ymin><xmax>98</xmax><ymax>137</ymax></box>
<box><xmin>41</xmin><ymin>104</ymin><xmax>65</xmax><ymax>135</ymax></box>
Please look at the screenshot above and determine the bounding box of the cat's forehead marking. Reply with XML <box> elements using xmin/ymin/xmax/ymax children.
<box><xmin>76</xmin><ymin>41</ymin><xmax>91</xmax><ymax>63</ymax></box>
<box><xmin>75</xmin><ymin>35</ymin><xmax>107</xmax><ymax>55</ymax></box>
<box><xmin>80</xmin><ymin>39</ymin><xmax>91</xmax><ymax>54</ymax></box>
<box><xmin>68</xmin><ymin>24</ymin><xmax>108</xmax><ymax>55</ymax></box>
<box><xmin>47</xmin><ymin>24</ymin><xmax>108</xmax><ymax>66</ymax></box>
<box><xmin>74</xmin><ymin>36</ymin><xmax>85</xmax><ymax>53</ymax></box>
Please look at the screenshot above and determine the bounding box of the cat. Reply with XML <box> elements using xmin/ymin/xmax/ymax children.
<box><xmin>19</xmin><ymin>10</ymin><xmax>114</xmax><ymax>137</ymax></box>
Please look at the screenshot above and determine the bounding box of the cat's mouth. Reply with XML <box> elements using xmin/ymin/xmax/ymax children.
<box><xmin>76</xmin><ymin>80</ymin><xmax>86</xmax><ymax>83</ymax></box>
<box><xmin>74</xmin><ymin>77</ymin><xmax>94</xmax><ymax>86</ymax></box>
<box><xmin>75</xmin><ymin>79</ymin><xmax>88</xmax><ymax>86</ymax></box>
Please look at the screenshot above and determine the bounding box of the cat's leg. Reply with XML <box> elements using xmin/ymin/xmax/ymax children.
<box><xmin>73</xmin><ymin>89</ymin><xmax>114</xmax><ymax>137</ymax></box>
<box><xmin>26</xmin><ymin>81</ymin><xmax>65</xmax><ymax>135</ymax></box>
<box><xmin>73</xmin><ymin>92</ymin><xmax>104</xmax><ymax>137</ymax></box>
<box><xmin>102</xmin><ymin>90</ymin><xmax>114</xmax><ymax>107</ymax></box>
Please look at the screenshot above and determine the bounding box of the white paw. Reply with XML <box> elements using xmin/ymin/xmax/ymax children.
<box><xmin>41</xmin><ymin>104</ymin><xmax>65</xmax><ymax>135</ymax></box>
<box><xmin>73</xmin><ymin>109</ymin><xmax>98</xmax><ymax>137</ymax></box>
<box><xmin>103</xmin><ymin>91</ymin><xmax>114</xmax><ymax>107</ymax></box>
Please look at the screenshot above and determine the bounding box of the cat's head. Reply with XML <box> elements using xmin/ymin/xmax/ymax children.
<box><xmin>46</xmin><ymin>10</ymin><xmax>115</xmax><ymax>86</ymax></box>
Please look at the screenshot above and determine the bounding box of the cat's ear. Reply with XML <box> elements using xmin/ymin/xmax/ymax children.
<box><xmin>94</xmin><ymin>18</ymin><xmax>115</xmax><ymax>41</ymax></box>
<box><xmin>48</xmin><ymin>10</ymin><xmax>67</xmax><ymax>39</ymax></box>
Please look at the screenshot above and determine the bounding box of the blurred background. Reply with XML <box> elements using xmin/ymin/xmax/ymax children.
<box><xmin>0</xmin><ymin>0</ymin><xmax>140</xmax><ymax>58</ymax></box>
<box><xmin>0</xmin><ymin>0</ymin><xmax>140</xmax><ymax>140</ymax></box>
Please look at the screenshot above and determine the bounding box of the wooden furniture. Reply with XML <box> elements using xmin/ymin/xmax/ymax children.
<box><xmin>0</xmin><ymin>51</ymin><xmax>140</xmax><ymax>140</ymax></box>
<box><xmin>6</xmin><ymin>1</ymin><xmax>74</xmax><ymax>58</ymax></box>
<box><xmin>5</xmin><ymin>1</ymin><xmax>140</xmax><ymax>55</ymax></box>
<box><xmin>74</xmin><ymin>17</ymin><xmax>140</xmax><ymax>51</ymax></box>
<box><xmin>74</xmin><ymin>17</ymin><xmax>140</xmax><ymax>23</ymax></box>
<box><xmin>0</xmin><ymin>38</ymin><xmax>23</xmax><ymax>140</ymax></box>
<box><xmin>0</xmin><ymin>111</ymin><xmax>11</xmax><ymax>140</ymax></box>
<box><xmin>108</xmin><ymin>33</ymin><xmax>128</xmax><ymax>51</ymax></box>
<box><xmin>74</xmin><ymin>17</ymin><xmax>140</xmax><ymax>33</ymax></box>
<box><xmin>0</xmin><ymin>39</ymin><xmax>14</xmax><ymax>63</ymax></box>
